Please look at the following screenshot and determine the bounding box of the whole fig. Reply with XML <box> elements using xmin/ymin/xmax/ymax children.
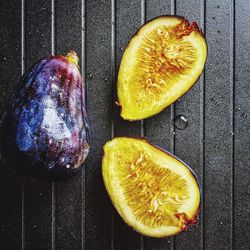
<box><xmin>1</xmin><ymin>51</ymin><xmax>90</xmax><ymax>180</ymax></box>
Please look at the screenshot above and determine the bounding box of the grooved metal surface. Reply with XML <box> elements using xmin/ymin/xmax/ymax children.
<box><xmin>0</xmin><ymin>0</ymin><xmax>249</xmax><ymax>249</ymax></box>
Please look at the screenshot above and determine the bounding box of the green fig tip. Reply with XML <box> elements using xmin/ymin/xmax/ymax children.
<box><xmin>66</xmin><ymin>50</ymin><xmax>79</xmax><ymax>66</ymax></box>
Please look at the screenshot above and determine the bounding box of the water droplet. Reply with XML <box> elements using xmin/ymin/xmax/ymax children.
<box><xmin>210</xmin><ymin>97</ymin><xmax>219</xmax><ymax>106</ymax></box>
<box><xmin>172</xmin><ymin>131</ymin><xmax>176</xmax><ymax>135</ymax></box>
<box><xmin>49</xmin><ymin>139</ymin><xmax>53</xmax><ymax>145</ymax></box>
<box><xmin>219</xmin><ymin>221</ymin><xmax>223</xmax><ymax>225</ymax></box>
<box><xmin>161</xmin><ymin>125</ymin><xmax>164</xmax><ymax>128</ymax></box>
<box><xmin>212</xmin><ymin>16</ymin><xmax>216</xmax><ymax>20</ymax></box>
<box><xmin>3</xmin><ymin>57</ymin><xmax>6</xmax><ymax>61</ymax></box>
<box><xmin>33</xmin><ymin>225</ymin><xmax>37</xmax><ymax>228</ymax></box>
<box><xmin>236</xmin><ymin>107</ymin><xmax>241</xmax><ymax>112</ymax></box>
<box><xmin>120</xmin><ymin>47</ymin><xmax>124</xmax><ymax>51</ymax></box>
<box><xmin>172</xmin><ymin>115</ymin><xmax>188</xmax><ymax>130</ymax></box>
<box><xmin>48</xmin><ymin>162</ymin><xmax>55</xmax><ymax>169</ymax></box>
<box><xmin>66</xmin><ymin>164</ymin><xmax>70</xmax><ymax>169</ymax></box>
<box><xmin>86</xmin><ymin>73</ymin><xmax>93</xmax><ymax>79</ymax></box>
<box><xmin>231</xmin><ymin>132</ymin><xmax>234</xmax><ymax>136</ymax></box>
<box><xmin>60</xmin><ymin>157</ymin><xmax>65</xmax><ymax>163</ymax></box>
<box><xmin>45</xmin><ymin>124</ymin><xmax>49</xmax><ymax>128</ymax></box>
<box><xmin>41</xmin><ymin>33</ymin><xmax>44</xmax><ymax>37</ymax></box>
<box><xmin>241</xmin><ymin>113</ymin><xmax>247</xmax><ymax>119</ymax></box>
<box><xmin>28</xmin><ymin>32</ymin><xmax>32</xmax><ymax>35</ymax></box>
<box><xmin>41</xmin><ymin>44</ymin><xmax>45</xmax><ymax>48</ymax></box>
<box><xmin>102</xmin><ymin>38</ymin><xmax>105</xmax><ymax>42</ymax></box>
<box><xmin>103</xmin><ymin>77</ymin><xmax>108</xmax><ymax>82</ymax></box>
<box><xmin>39</xmin><ymin>193</ymin><xmax>42</xmax><ymax>196</ymax></box>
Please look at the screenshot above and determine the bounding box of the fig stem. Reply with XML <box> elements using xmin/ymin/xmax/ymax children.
<box><xmin>66</xmin><ymin>50</ymin><xmax>79</xmax><ymax>66</ymax></box>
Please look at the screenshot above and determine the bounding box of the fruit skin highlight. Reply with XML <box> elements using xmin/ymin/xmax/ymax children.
<box><xmin>102</xmin><ymin>137</ymin><xmax>200</xmax><ymax>238</ymax></box>
<box><xmin>0</xmin><ymin>51</ymin><xmax>90</xmax><ymax>180</ymax></box>
<box><xmin>117</xmin><ymin>16</ymin><xmax>207</xmax><ymax>120</ymax></box>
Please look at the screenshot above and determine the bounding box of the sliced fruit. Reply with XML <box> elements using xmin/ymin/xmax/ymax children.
<box><xmin>118</xmin><ymin>16</ymin><xmax>207</xmax><ymax>120</ymax></box>
<box><xmin>102</xmin><ymin>137</ymin><xmax>200</xmax><ymax>238</ymax></box>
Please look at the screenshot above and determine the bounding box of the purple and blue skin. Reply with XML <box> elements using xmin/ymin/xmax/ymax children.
<box><xmin>1</xmin><ymin>51</ymin><xmax>90</xmax><ymax>180</ymax></box>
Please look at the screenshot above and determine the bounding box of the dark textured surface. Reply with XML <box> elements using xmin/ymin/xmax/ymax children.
<box><xmin>85</xmin><ymin>1</ymin><xmax>112</xmax><ymax>250</ymax></box>
<box><xmin>234</xmin><ymin>1</ymin><xmax>250</xmax><ymax>249</ymax></box>
<box><xmin>0</xmin><ymin>0</ymin><xmax>249</xmax><ymax>249</ymax></box>
<box><xmin>204</xmin><ymin>1</ymin><xmax>233</xmax><ymax>249</ymax></box>
<box><xmin>0</xmin><ymin>1</ymin><xmax>23</xmax><ymax>250</ymax></box>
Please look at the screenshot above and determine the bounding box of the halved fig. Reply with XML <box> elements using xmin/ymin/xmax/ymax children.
<box><xmin>117</xmin><ymin>16</ymin><xmax>207</xmax><ymax>120</ymax></box>
<box><xmin>102</xmin><ymin>137</ymin><xmax>200</xmax><ymax>238</ymax></box>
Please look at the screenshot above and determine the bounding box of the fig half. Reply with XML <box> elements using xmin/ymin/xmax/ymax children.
<box><xmin>118</xmin><ymin>16</ymin><xmax>207</xmax><ymax>120</ymax></box>
<box><xmin>102</xmin><ymin>137</ymin><xmax>200</xmax><ymax>238</ymax></box>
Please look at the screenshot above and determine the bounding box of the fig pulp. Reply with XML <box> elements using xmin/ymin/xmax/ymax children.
<box><xmin>118</xmin><ymin>16</ymin><xmax>207</xmax><ymax>120</ymax></box>
<box><xmin>102</xmin><ymin>137</ymin><xmax>200</xmax><ymax>237</ymax></box>
<box><xmin>1</xmin><ymin>51</ymin><xmax>90</xmax><ymax>180</ymax></box>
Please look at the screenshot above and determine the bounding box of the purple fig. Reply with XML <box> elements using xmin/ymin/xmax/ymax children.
<box><xmin>1</xmin><ymin>51</ymin><xmax>90</xmax><ymax>180</ymax></box>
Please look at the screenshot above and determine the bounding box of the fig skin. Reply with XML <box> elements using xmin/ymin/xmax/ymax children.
<box><xmin>0</xmin><ymin>51</ymin><xmax>90</xmax><ymax>181</ymax></box>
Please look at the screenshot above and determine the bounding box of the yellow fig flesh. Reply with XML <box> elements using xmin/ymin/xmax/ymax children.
<box><xmin>102</xmin><ymin>137</ymin><xmax>200</xmax><ymax>237</ymax></box>
<box><xmin>118</xmin><ymin>16</ymin><xmax>207</xmax><ymax>120</ymax></box>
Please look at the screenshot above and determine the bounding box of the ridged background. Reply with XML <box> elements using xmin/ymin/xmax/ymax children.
<box><xmin>0</xmin><ymin>0</ymin><xmax>249</xmax><ymax>249</ymax></box>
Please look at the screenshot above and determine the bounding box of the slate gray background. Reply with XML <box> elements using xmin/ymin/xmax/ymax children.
<box><xmin>0</xmin><ymin>0</ymin><xmax>249</xmax><ymax>249</ymax></box>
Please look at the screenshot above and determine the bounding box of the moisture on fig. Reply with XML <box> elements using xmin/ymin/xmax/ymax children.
<box><xmin>0</xmin><ymin>51</ymin><xmax>90</xmax><ymax>180</ymax></box>
<box><xmin>102</xmin><ymin>137</ymin><xmax>200</xmax><ymax>238</ymax></box>
<box><xmin>117</xmin><ymin>16</ymin><xmax>207</xmax><ymax>120</ymax></box>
